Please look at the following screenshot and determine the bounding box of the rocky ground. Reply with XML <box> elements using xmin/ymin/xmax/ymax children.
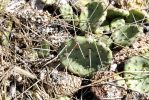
<box><xmin>0</xmin><ymin>0</ymin><xmax>149</xmax><ymax>100</ymax></box>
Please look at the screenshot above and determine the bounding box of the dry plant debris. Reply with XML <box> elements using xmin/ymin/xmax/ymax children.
<box><xmin>0</xmin><ymin>0</ymin><xmax>148</xmax><ymax>100</ymax></box>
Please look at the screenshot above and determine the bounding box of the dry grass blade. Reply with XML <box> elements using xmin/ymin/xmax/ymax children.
<box><xmin>13</xmin><ymin>66</ymin><xmax>36</xmax><ymax>79</ymax></box>
<box><xmin>0</xmin><ymin>0</ymin><xmax>148</xmax><ymax>99</ymax></box>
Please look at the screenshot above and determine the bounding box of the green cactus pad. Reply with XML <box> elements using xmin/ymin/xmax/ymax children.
<box><xmin>126</xmin><ymin>9</ymin><xmax>149</xmax><ymax>23</ymax></box>
<box><xmin>95</xmin><ymin>20</ymin><xmax>110</xmax><ymax>34</ymax></box>
<box><xmin>111</xmin><ymin>25</ymin><xmax>140</xmax><ymax>46</ymax></box>
<box><xmin>59</xmin><ymin>36</ymin><xmax>112</xmax><ymax>77</ymax></box>
<box><xmin>124</xmin><ymin>56</ymin><xmax>149</xmax><ymax>93</ymax></box>
<box><xmin>101</xmin><ymin>20</ymin><xmax>110</xmax><ymax>26</ymax></box>
<box><xmin>97</xmin><ymin>35</ymin><xmax>113</xmax><ymax>47</ymax></box>
<box><xmin>59</xmin><ymin>4</ymin><xmax>74</xmax><ymax>21</ymax></box>
<box><xmin>110</xmin><ymin>18</ymin><xmax>125</xmax><ymax>32</ymax></box>
<box><xmin>95</xmin><ymin>25</ymin><xmax>110</xmax><ymax>34</ymax></box>
<box><xmin>107</xmin><ymin>7</ymin><xmax>129</xmax><ymax>20</ymax></box>
<box><xmin>79</xmin><ymin>1</ymin><xmax>107</xmax><ymax>33</ymax></box>
<box><xmin>73</xmin><ymin>0</ymin><xmax>108</xmax><ymax>9</ymax></box>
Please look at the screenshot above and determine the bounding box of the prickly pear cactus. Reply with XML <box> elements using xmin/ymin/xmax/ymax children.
<box><xmin>73</xmin><ymin>0</ymin><xmax>108</xmax><ymax>9</ymax></box>
<box><xmin>106</xmin><ymin>7</ymin><xmax>129</xmax><ymax>19</ymax></box>
<box><xmin>124</xmin><ymin>56</ymin><xmax>149</xmax><ymax>93</ymax></box>
<box><xmin>95</xmin><ymin>20</ymin><xmax>111</xmax><ymax>34</ymax></box>
<box><xmin>113</xmin><ymin>33</ymin><xmax>149</xmax><ymax>64</ymax></box>
<box><xmin>79</xmin><ymin>1</ymin><xmax>107</xmax><ymax>33</ymax></box>
<box><xmin>97</xmin><ymin>35</ymin><xmax>113</xmax><ymax>47</ymax></box>
<box><xmin>59</xmin><ymin>36</ymin><xmax>113</xmax><ymax>77</ymax></box>
<box><xmin>95</xmin><ymin>25</ymin><xmax>110</xmax><ymax>34</ymax></box>
<box><xmin>126</xmin><ymin>9</ymin><xmax>149</xmax><ymax>23</ymax></box>
<box><xmin>110</xmin><ymin>18</ymin><xmax>125</xmax><ymax>32</ymax></box>
<box><xmin>112</xmin><ymin>25</ymin><xmax>140</xmax><ymax>46</ymax></box>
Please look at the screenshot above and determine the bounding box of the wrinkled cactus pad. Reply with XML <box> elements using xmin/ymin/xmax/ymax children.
<box><xmin>59</xmin><ymin>36</ymin><xmax>113</xmax><ymax>77</ymax></box>
<box><xmin>73</xmin><ymin>0</ymin><xmax>108</xmax><ymax>9</ymax></box>
<box><xmin>107</xmin><ymin>7</ymin><xmax>129</xmax><ymax>19</ymax></box>
<box><xmin>124</xmin><ymin>56</ymin><xmax>149</xmax><ymax>93</ymax></box>
<box><xmin>112</xmin><ymin>25</ymin><xmax>140</xmax><ymax>46</ymax></box>
<box><xmin>79</xmin><ymin>1</ymin><xmax>107</xmax><ymax>33</ymax></box>
<box><xmin>126</xmin><ymin>9</ymin><xmax>149</xmax><ymax>23</ymax></box>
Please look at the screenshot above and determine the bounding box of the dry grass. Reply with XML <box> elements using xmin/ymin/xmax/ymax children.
<box><xmin>0</xmin><ymin>0</ymin><xmax>149</xmax><ymax>100</ymax></box>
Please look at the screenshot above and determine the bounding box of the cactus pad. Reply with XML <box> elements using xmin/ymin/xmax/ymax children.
<box><xmin>124</xmin><ymin>56</ymin><xmax>149</xmax><ymax>93</ymax></box>
<box><xmin>107</xmin><ymin>7</ymin><xmax>129</xmax><ymax>19</ymax></box>
<box><xmin>126</xmin><ymin>9</ymin><xmax>149</xmax><ymax>23</ymax></box>
<box><xmin>59</xmin><ymin>36</ymin><xmax>112</xmax><ymax>77</ymax></box>
<box><xmin>112</xmin><ymin>25</ymin><xmax>140</xmax><ymax>46</ymax></box>
<box><xmin>79</xmin><ymin>1</ymin><xmax>107</xmax><ymax>33</ymax></box>
<box><xmin>95</xmin><ymin>25</ymin><xmax>110</xmax><ymax>34</ymax></box>
<box><xmin>97</xmin><ymin>35</ymin><xmax>113</xmax><ymax>47</ymax></box>
<box><xmin>110</xmin><ymin>18</ymin><xmax>125</xmax><ymax>32</ymax></box>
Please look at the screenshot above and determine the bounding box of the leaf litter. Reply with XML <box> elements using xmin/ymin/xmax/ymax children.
<box><xmin>0</xmin><ymin>0</ymin><xmax>149</xmax><ymax>100</ymax></box>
